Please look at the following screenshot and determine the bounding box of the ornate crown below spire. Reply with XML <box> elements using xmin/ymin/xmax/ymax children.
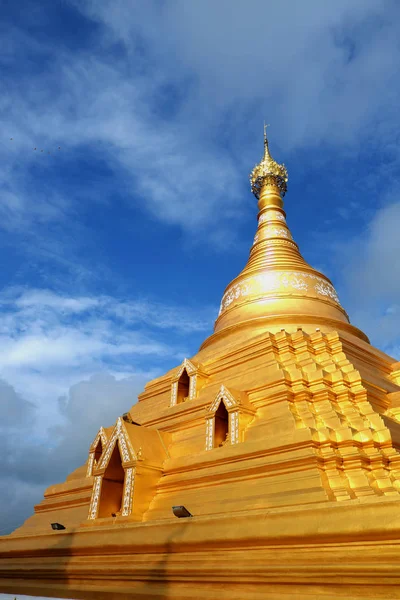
<box><xmin>250</xmin><ymin>125</ymin><xmax>288</xmax><ymax>198</ymax></box>
<box><xmin>198</xmin><ymin>125</ymin><xmax>369</xmax><ymax>351</ymax></box>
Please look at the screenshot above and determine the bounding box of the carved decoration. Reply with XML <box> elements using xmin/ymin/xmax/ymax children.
<box><xmin>98</xmin><ymin>418</ymin><xmax>136</xmax><ymax>469</ymax></box>
<box><xmin>170</xmin><ymin>358</ymin><xmax>208</xmax><ymax>406</ymax></box>
<box><xmin>252</xmin><ymin>225</ymin><xmax>293</xmax><ymax>245</ymax></box>
<box><xmin>259</xmin><ymin>226</ymin><xmax>292</xmax><ymax>240</ymax></box>
<box><xmin>121</xmin><ymin>467</ymin><xmax>135</xmax><ymax>517</ymax></box>
<box><xmin>205</xmin><ymin>385</ymin><xmax>255</xmax><ymax>450</ymax></box>
<box><xmin>88</xmin><ymin>476</ymin><xmax>102</xmax><ymax>520</ymax></box>
<box><xmin>86</xmin><ymin>427</ymin><xmax>108</xmax><ymax>477</ymax></box>
<box><xmin>88</xmin><ymin>418</ymin><xmax>137</xmax><ymax>520</ymax></box>
<box><xmin>219</xmin><ymin>270</ymin><xmax>341</xmax><ymax>315</ymax></box>
<box><xmin>258</xmin><ymin>210</ymin><xmax>286</xmax><ymax>224</ymax></box>
<box><xmin>250</xmin><ymin>126</ymin><xmax>288</xmax><ymax>197</ymax></box>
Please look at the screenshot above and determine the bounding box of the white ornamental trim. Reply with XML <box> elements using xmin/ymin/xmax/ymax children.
<box><xmin>99</xmin><ymin>420</ymin><xmax>135</xmax><ymax>469</ymax></box>
<box><xmin>219</xmin><ymin>271</ymin><xmax>340</xmax><ymax>315</ymax></box>
<box><xmin>89</xmin><ymin>427</ymin><xmax>107</xmax><ymax>452</ymax></box>
<box><xmin>258</xmin><ymin>211</ymin><xmax>286</xmax><ymax>224</ymax></box>
<box><xmin>189</xmin><ymin>374</ymin><xmax>197</xmax><ymax>399</ymax></box>
<box><xmin>261</xmin><ymin>226</ymin><xmax>292</xmax><ymax>239</ymax></box>
<box><xmin>176</xmin><ymin>358</ymin><xmax>195</xmax><ymax>379</ymax></box>
<box><xmin>229</xmin><ymin>411</ymin><xmax>240</xmax><ymax>444</ymax></box>
<box><xmin>253</xmin><ymin>224</ymin><xmax>292</xmax><ymax>244</ymax></box>
<box><xmin>206</xmin><ymin>418</ymin><xmax>214</xmax><ymax>450</ymax></box>
<box><xmin>209</xmin><ymin>386</ymin><xmax>236</xmax><ymax>413</ymax></box>
<box><xmin>233</xmin><ymin>411</ymin><xmax>239</xmax><ymax>444</ymax></box>
<box><xmin>118</xmin><ymin>433</ymin><xmax>131</xmax><ymax>463</ymax></box>
<box><xmin>121</xmin><ymin>467</ymin><xmax>135</xmax><ymax>516</ymax></box>
<box><xmin>87</xmin><ymin>427</ymin><xmax>108</xmax><ymax>477</ymax></box>
<box><xmin>88</xmin><ymin>476</ymin><xmax>102</xmax><ymax>520</ymax></box>
<box><xmin>86</xmin><ymin>453</ymin><xmax>95</xmax><ymax>478</ymax></box>
<box><xmin>99</xmin><ymin>431</ymin><xmax>117</xmax><ymax>469</ymax></box>
<box><xmin>171</xmin><ymin>381</ymin><xmax>178</xmax><ymax>406</ymax></box>
<box><xmin>230</xmin><ymin>413</ymin><xmax>236</xmax><ymax>444</ymax></box>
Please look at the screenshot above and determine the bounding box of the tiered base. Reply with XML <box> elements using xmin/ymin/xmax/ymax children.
<box><xmin>1</xmin><ymin>498</ymin><xmax>400</xmax><ymax>600</ymax></box>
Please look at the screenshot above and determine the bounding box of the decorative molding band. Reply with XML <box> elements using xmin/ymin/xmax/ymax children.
<box><xmin>258</xmin><ymin>210</ymin><xmax>286</xmax><ymax>224</ymax></box>
<box><xmin>219</xmin><ymin>271</ymin><xmax>340</xmax><ymax>315</ymax></box>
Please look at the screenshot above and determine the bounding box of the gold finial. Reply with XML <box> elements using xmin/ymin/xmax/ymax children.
<box><xmin>250</xmin><ymin>125</ymin><xmax>288</xmax><ymax>198</ymax></box>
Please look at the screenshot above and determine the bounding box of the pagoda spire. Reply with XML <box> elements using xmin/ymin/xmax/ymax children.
<box><xmin>202</xmin><ymin>127</ymin><xmax>368</xmax><ymax>348</ymax></box>
<box><xmin>250</xmin><ymin>123</ymin><xmax>288</xmax><ymax>199</ymax></box>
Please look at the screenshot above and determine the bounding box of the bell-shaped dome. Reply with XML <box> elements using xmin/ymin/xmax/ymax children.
<box><xmin>201</xmin><ymin>129</ymin><xmax>368</xmax><ymax>350</ymax></box>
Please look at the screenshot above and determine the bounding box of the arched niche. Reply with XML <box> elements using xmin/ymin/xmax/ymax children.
<box><xmin>205</xmin><ymin>385</ymin><xmax>256</xmax><ymax>451</ymax></box>
<box><xmin>214</xmin><ymin>401</ymin><xmax>229</xmax><ymax>447</ymax></box>
<box><xmin>97</xmin><ymin>443</ymin><xmax>125</xmax><ymax>518</ymax></box>
<box><xmin>177</xmin><ymin>368</ymin><xmax>190</xmax><ymax>404</ymax></box>
<box><xmin>170</xmin><ymin>358</ymin><xmax>208</xmax><ymax>407</ymax></box>
<box><xmin>88</xmin><ymin>418</ymin><xmax>136</xmax><ymax>520</ymax></box>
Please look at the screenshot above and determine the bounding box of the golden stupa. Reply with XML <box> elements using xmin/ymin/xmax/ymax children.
<box><xmin>1</xmin><ymin>129</ymin><xmax>400</xmax><ymax>600</ymax></box>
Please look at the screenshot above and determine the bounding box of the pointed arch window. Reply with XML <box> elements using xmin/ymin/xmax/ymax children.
<box><xmin>97</xmin><ymin>443</ymin><xmax>125</xmax><ymax>518</ymax></box>
<box><xmin>177</xmin><ymin>368</ymin><xmax>190</xmax><ymax>404</ymax></box>
<box><xmin>205</xmin><ymin>385</ymin><xmax>256</xmax><ymax>451</ymax></box>
<box><xmin>170</xmin><ymin>359</ymin><xmax>209</xmax><ymax>407</ymax></box>
<box><xmin>88</xmin><ymin>418</ymin><xmax>136</xmax><ymax>520</ymax></box>
<box><xmin>214</xmin><ymin>401</ymin><xmax>229</xmax><ymax>447</ymax></box>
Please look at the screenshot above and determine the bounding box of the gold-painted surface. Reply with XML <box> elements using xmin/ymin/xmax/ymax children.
<box><xmin>250</xmin><ymin>124</ymin><xmax>288</xmax><ymax>197</ymax></box>
<box><xmin>2</xmin><ymin>133</ymin><xmax>400</xmax><ymax>600</ymax></box>
<box><xmin>211</xmin><ymin>131</ymin><xmax>366</xmax><ymax>345</ymax></box>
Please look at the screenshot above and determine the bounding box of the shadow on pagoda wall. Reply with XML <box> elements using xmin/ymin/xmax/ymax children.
<box><xmin>38</xmin><ymin>517</ymin><xmax>192</xmax><ymax>600</ymax></box>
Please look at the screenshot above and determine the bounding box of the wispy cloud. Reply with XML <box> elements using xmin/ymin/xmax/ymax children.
<box><xmin>0</xmin><ymin>286</ymin><xmax>214</xmax><ymax>437</ymax></box>
<box><xmin>1</xmin><ymin>5</ymin><xmax>400</xmax><ymax>593</ymax></box>
<box><xmin>0</xmin><ymin>285</ymin><xmax>215</xmax><ymax>537</ymax></box>
<box><xmin>72</xmin><ymin>0</ymin><xmax>400</xmax><ymax>148</ymax></box>
<box><xmin>330</xmin><ymin>196</ymin><xmax>400</xmax><ymax>355</ymax></box>
<box><xmin>2</xmin><ymin>0</ymin><xmax>399</xmax><ymax>248</ymax></box>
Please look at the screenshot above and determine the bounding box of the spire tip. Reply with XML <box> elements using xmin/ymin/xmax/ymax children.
<box><xmin>250</xmin><ymin>125</ymin><xmax>288</xmax><ymax>198</ymax></box>
<box><xmin>263</xmin><ymin>122</ymin><xmax>270</xmax><ymax>146</ymax></box>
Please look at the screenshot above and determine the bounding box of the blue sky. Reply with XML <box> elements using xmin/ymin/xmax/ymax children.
<box><xmin>1</xmin><ymin>1</ymin><xmax>400</xmax><ymax>597</ymax></box>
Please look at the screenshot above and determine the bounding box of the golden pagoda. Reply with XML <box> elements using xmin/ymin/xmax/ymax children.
<box><xmin>2</xmin><ymin>130</ymin><xmax>400</xmax><ymax>600</ymax></box>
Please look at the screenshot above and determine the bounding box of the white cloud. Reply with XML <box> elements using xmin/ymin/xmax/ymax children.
<box><xmin>336</xmin><ymin>199</ymin><xmax>400</xmax><ymax>355</ymax></box>
<box><xmin>2</xmin><ymin>0</ymin><xmax>400</xmax><ymax>256</ymax></box>
<box><xmin>348</xmin><ymin>201</ymin><xmax>400</xmax><ymax>299</ymax></box>
<box><xmin>1</xmin><ymin>8</ymin><xmax>400</xmax><ymax>596</ymax></box>
<box><xmin>0</xmin><ymin>33</ymin><xmax>243</xmax><ymax>243</ymax></box>
<box><xmin>0</xmin><ymin>285</ymin><xmax>214</xmax><ymax>540</ymax></box>
<box><xmin>71</xmin><ymin>0</ymin><xmax>400</xmax><ymax>149</ymax></box>
<box><xmin>0</xmin><ymin>371</ymin><xmax>148</xmax><ymax>543</ymax></box>
<box><xmin>0</xmin><ymin>287</ymin><xmax>214</xmax><ymax>430</ymax></box>
<box><xmin>0</xmin><ymin>379</ymin><xmax>35</xmax><ymax>428</ymax></box>
<box><xmin>14</xmin><ymin>289</ymin><xmax>100</xmax><ymax>312</ymax></box>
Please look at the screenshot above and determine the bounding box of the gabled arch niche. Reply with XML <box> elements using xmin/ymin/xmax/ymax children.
<box><xmin>98</xmin><ymin>443</ymin><xmax>125</xmax><ymax>518</ymax></box>
<box><xmin>88</xmin><ymin>418</ymin><xmax>136</xmax><ymax>520</ymax></box>
<box><xmin>177</xmin><ymin>368</ymin><xmax>190</xmax><ymax>404</ymax></box>
<box><xmin>205</xmin><ymin>385</ymin><xmax>256</xmax><ymax>450</ymax></box>
<box><xmin>170</xmin><ymin>358</ymin><xmax>208</xmax><ymax>406</ymax></box>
